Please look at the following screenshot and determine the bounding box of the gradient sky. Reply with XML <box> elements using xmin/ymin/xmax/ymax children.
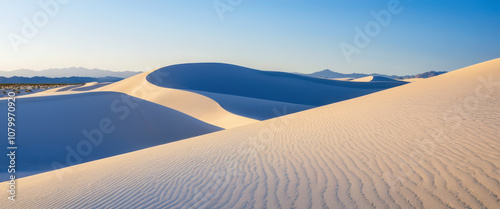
<box><xmin>1</xmin><ymin>0</ymin><xmax>499</xmax><ymax>75</ymax></box>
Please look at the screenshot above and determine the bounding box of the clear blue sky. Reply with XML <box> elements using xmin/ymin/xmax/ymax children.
<box><xmin>1</xmin><ymin>0</ymin><xmax>499</xmax><ymax>75</ymax></box>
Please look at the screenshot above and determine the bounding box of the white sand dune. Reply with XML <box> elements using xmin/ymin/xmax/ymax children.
<box><xmin>11</xmin><ymin>82</ymin><xmax>110</xmax><ymax>98</ymax></box>
<box><xmin>329</xmin><ymin>77</ymin><xmax>355</xmax><ymax>81</ymax></box>
<box><xmin>402</xmin><ymin>78</ymin><xmax>426</xmax><ymax>83</ymax></box>
<box><xmin>12</xmin><ymin>85</ymin><xmax>79</xmax><ymax>97</ymax></box>
<box><xmin>53</xmin><ymin>84</ymin><xmax>84</xmax><ymax>92</ymax></box>
<box><xmin>95</xmin><ymin>71</ymin><xmax>258</xmax><ymax>129</ymax></box>
<box><xmin>71</xmin><ymin>82</ymin><xmax>111</xmax><ymax>91</ymax></box>
<box><xmin>95</xmin><ymin>63</ymin><xmax>404</xmax><ymax>124</ymax></box>
<box><xmin>0</xmin><ymin>92</ymin><xmax>222</xmax><ymax>181</ymax></box>
<box><xmin>5</xmin><ymin>73</ymin><xmax>258</xmax><ymax>129</ymax></box>
<box><xmin>190</xmin><ymin>89</ymin><xmax>315</xmax><ymax>120</ymax></box>
<box><xmin>146</xmin><ymin>63</ymin><xmax>406</xmax><ymax>106</ymax></box>
<box><xmin>5</xmin><ymin>64</ymin><xmax>404</xmax><ymax>125</ymax></box>
<box><xmin>4</xmin><ymin>59</ymin><xmax>499</xmax><ymax>208</ymax></box>
<box><xmin>0</xmin><ymin>63</ymin><xmax>407</xmax><ymax>181</ymax></box>
<box><xmin>351</xmin><ymin>75</ymin><xmax>403</xmax><ymax>82</ymax></box>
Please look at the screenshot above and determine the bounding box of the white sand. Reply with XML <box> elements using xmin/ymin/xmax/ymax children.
<box><xmin>95</xmin><ymin>71</ymin><xmax>258</xmax><ymax>129</ymax></box>
<box><xmin>10</xmin><ymin>82</ymin><xmax>106</xmax><ymax>98</ymax></box>
<box><xmin>0</xmin><ymin>91</ymin><xmax>222</xmax><ymax>180</ymax></box>
<box><xmin>329</xmin><ymin>77</ymin><xmax>355</xmax><ymax>81</ymax></box>
<box><xmin>3</xmin><ymin>59</ymin><xmax>499</xmax><ymax>208</ymax></box>
<box><xmin>402</xmin><ymin>78</ymin><xmax>426</xmax><ymax>83</ymax></box>
<box><xmin>2</xmin><ymin>74</ymin><xmax>258</xmax><ymax>129</ymax></box>
<box><xmin>5</xmin><ymin>64</ymin><xmax>404</xmax><ymax>128</ymax></box>
<box><xmin>351</xmin><ymin>76</ymin><xmax>402</xmax><ymax>82</ymax></box>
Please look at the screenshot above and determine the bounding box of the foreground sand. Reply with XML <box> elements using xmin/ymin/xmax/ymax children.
<box><xmin>3</xmin><ymin>59</ymin><xmax>500</xmax><ymax>208</ymax></box>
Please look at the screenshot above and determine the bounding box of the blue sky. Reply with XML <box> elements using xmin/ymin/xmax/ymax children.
<box><xmin>1</xmin><ymin>0</ymin><xmax>499</xmax><ymax>75</ymax></box>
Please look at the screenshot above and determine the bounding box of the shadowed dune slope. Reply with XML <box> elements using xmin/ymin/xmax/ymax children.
<box><xmin>190</xmin><ymin>90</ymin><xmax>315</xmax><ymax>120</ymax></box>
<box><xmin>3</xmin><ymin>59</ymin><xmax>500</xmax><ymax>208</ymax></box>
<box><xmin>146</xmin><ymin>63</ymin><xmax>408</xmax><ymax>106</ymax></box>
<box><xmin>0</xmin><ymin>92</ymin><xmax>222</xmax><ymax>181</ymax></box>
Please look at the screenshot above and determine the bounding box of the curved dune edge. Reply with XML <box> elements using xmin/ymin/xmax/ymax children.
<box><xmin>7</xmin><ymin>82</ymin><xmax>101</xmax><ymax>99</ymax></box>
<box><xmin>351</xmin><ymin>76</ymin><xmax>403</xmax><ymax>82</ymax></box>
<box><xmin>329</xmin><ymin>77</ymin><xmax>355</xmax><ymax>81</ymax></box>
<box><xmin>15</xmin><ymin>85</ymin><xmax>78</xmax><ymax>97</ymax></box>
<box><xmin>4</xmin><ymin>58</ymin><xmax>499</xmax><ymax>208</ymax></box>
<box><xmin>351</xmin><ymin>76</ymin><xmax>376</xmax><ymax>82</ymax></box>
<box><xmin>94</xmin><ymin>71</ymin><xmax>258</xmax><ymax>129</ymax></box>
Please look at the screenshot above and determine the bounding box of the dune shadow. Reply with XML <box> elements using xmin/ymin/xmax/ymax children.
<box><xmin>0</xmin><ymin>92</ymin><xmax>222</xmax><ymax>181</ymax></box>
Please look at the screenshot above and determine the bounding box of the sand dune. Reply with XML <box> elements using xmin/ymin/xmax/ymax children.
<box><xmin>329</xmin><ymin>77</ymin><xmax>355</xmax><ymax>81</ymax></box>
<box><xmin>97</xmin><ymin>63</ymin><xmax>403</xmax><ymax>123</ymax></box>
<box><xmin>11</xmin><ymin>82</ymin><xmax>111</xmax><ymax>98</ymax></box>
<box><xmin>351</xmin><ymin>75</ymin><xmax>404</xmax><ymax>82</ymax></box>
<box><xmin>0</xmin><ymin>92</ymin><xmax>222</xmax><ymax>181</ymax></box>
<box><xmin>402</xmin><ymin>78</ymin><xmax>426</xmax><ymax>83</ymax></box>
<box><xmin>189</xmin><ymin>90</ymin><xmax>315</xmax><ymax>120</ymax></box>
<box><xmin>146</xmin><ymin>63</ymin><xmax>407</xmax><ymax>106</ymax></box>
<box><xmin>0</xmin><ymin>63</ymin><xmax>407</xmax><ymax>180</ymax></box>
<box><xmin>95</xmin><ymin>71</ymin><xmax>258</xmax><ymax>129</ymax></box>
<box><xmin>6</xmin><ymin>64</ymin><xmax>404</xmax><ymax>125</ymax></box>
<box><xmin>54</xmin><ymin>84</ymin><xmax>84</xmax><ymax>92</ymax></box>
<box><xmin>71</xmin><ymin>82</ymin><xmax>111</xmax><ymax>91</ymax></box>
<box><xmin>4</xmin><ymin>73</ymin><xmax>258</xmax><ymax>129</ymax></box>
<box><xmin>4</xmin><ymin>59</ymin><xmax>498</xmax><ymax>208</ymax></box>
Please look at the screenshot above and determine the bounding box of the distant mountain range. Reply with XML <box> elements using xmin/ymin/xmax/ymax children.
<box><xmin>0</xmin><ymin>67</ymin><xmax>446</xmax><ymax>84</ymax></box>
<box><xmin>0</xmin><ymin>67</ymin><xmax>141</xmax><ymax>78</ymax></box>
<box><xmin>397</xmin><ymin>71</ymin><xmax>447</xmax><ymax>79</ymax></box>
<box><xmin>0</xmin><ymin>76</ymin><xmax>123</xmax><ymax>84</ymax></box>
<box><xmin>307</xmin><ymin>69</ymin><xmax>447</xmax><ymax>79</ymax></box>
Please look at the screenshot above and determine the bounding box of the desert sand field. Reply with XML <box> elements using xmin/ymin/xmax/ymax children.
<box><xmin>2</xmin><ymin>59</ymin><xmax>499</xmax><ymax>208</ymax></box>
<box><xmin>0</xmin><ymin>63</ymin><xmax>402</xmax><ymax>181</ymax></box>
